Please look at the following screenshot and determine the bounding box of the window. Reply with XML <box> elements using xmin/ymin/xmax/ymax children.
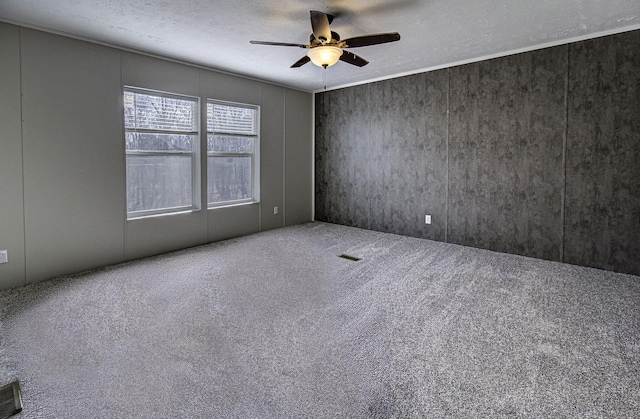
<box><xmin>124</xmin><ymin>88</ymin><xmax>200</xmax><ymax>218</ymax></box>
<box><xmin>207</xmin><ymin>100</ymin><xmax>260</xmax><ymax>207</ymax></box>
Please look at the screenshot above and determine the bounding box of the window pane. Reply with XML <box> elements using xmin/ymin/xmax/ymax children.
<box><xmin>125</xmin><ymin>91</ymin><xmax>198</xmax><ymax>132</ymax></box>
<box><xmin>207</xmin><ymin>135</ymin><xmax>253</xmax><ymax>153</ymax></box>
<box><xmin>127</xmin><ymin>155</ymin><xmax>192</xmax><ymax>212</ymax></box>
<box><xmin>126</xmin><ymin>132</ymin><xmax>194</xmax><ymax>151</ymax></box>
<box><xmin>207</xmin><ymin>103</ymin><xmax>257</xmax><ymax>135</ymax></box>
<box><xmin>208</xmin><ymin>156</ymin><xmax>252</xmax><ymax>204</ymax></box>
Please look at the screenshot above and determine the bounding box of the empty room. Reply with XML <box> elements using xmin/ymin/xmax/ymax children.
<box><xmin>1</xmin><ymin>1</ymin><xmax>639</xmax><ymax>417</ymax></box>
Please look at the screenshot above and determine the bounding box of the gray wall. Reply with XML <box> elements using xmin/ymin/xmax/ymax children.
<box><xmin>0</xmin><ymin>23</ymin><xmax>313</xmax><ymax>290</ymax></box>
<box><xmin>0</xmin><ymin>23</ymin><xmax>25</xmax><ymax>289</ymax></box>
<box><xmin>315</xmin><ymin>29</ymin><xmax>640</xmax><ymax>276</ymax></box>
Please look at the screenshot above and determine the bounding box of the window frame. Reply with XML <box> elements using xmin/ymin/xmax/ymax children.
<box><xmin>124</xmin><ymin>86</ymin><xmax>201</xmax><ymax>219</ymax></box>
<box><xmin>206</xmin><ymin>99</ymin><xmax>260</xmax><ymax>208</ymax></box>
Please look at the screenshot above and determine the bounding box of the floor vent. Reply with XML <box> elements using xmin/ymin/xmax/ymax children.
<box><xmin>338</xmin><ymin>254</ymin><xmax>361</xmax><ymax>262</ymax></box>
<box><xmin>0</xmin><ymin>381</ymin><xmax>22</xmax><ymax>419</ymax></box>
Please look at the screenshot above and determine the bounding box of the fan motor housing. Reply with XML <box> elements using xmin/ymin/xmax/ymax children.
<box><xmin>310</xmin><ymin>31</ymin><xmax>340</xmax><ymax>44</ymax></box>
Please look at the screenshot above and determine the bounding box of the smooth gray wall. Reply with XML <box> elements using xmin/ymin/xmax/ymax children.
<box><xmin>315</xmin><ymin>29</ymin><xmax>640</xmax><ymax>276</ymax></box>
<box><xmin>21</xmin><ymin>28</ymin><xmax>126</xmax><ymax>282</ymax></box>
<box><xmin>0</xmin><ymin>23</ymin><xmax>313</xmax><ymax>290</ymax></box>
<box><xmin>0</xmin><ymin>23</ymin><xmax>25</xmax><ymax>289</ymax></box>
<box><xmin>284</xmin><ymin>89</ymin><xmax>314</xmax><ymax>226</ymax></box>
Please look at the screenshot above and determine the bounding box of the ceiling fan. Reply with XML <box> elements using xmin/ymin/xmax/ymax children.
<box><xmin>250</xmin><ymin>11</ymin><xmax>401</xmax><ymax>68</ymax></box>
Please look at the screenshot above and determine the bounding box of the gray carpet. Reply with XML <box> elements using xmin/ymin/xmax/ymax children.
<box><xmin>1</xmin><ymin>222</ymin><xmax>638</xmax><ymax>418</ymax></box>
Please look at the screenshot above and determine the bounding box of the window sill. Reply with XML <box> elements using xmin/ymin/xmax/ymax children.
<box><xmin>127</xmin><ymin>208</ymin><xmax>200</xmax><ymax>221</ymax></box>
<box><xmin>207</xmin><ymin>200</ymin><xmax>259</xmax><ymax>210</ymax></box>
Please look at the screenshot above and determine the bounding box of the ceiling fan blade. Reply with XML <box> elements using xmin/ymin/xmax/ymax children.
<box><xmin>310</xmin><ymin>10</ymin><xmax>332</xmax><ymax>44</ymax></box>
<box><xmin>291</xmin><ymin>56</ymin><xmax>311</xmax><ymax>68</ymax></box>
<box><xmin>341</xmin><ymin>32</ymin><xmax>401</xmax><ymax>48</ymax></box>
<box><xmin>339</xmin><ymin>51</ymin><xmax>369</xmax><ymax>67</ymax></box>
<box><xmin>250</xmin><ymin>40</ymin><xmax>309</xmax><ymax>48</ymax></box>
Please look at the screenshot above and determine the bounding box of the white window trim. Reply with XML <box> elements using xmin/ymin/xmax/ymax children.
<box><xmin>125</xmin><ymin>86</ymin><xmax>201</xmax><ymax>219</ymax></box>
<box><xmin>206</xmin><ymin>99</ymin><xmax>260</xmax><ymax>208</ymax></box>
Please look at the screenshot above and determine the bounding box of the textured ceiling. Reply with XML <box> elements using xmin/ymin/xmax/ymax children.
<box><xmin>1</xmin><ymin>0</ymin><xmax>639</xmax><ymax>92</ymax></box>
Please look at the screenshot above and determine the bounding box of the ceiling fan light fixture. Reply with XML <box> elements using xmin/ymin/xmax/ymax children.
<box><xmin>307</xmin><ymin>46</ymin><xmax>343</xmax><ymax>68</ymax></box>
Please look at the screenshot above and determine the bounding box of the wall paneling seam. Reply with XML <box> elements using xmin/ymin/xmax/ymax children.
<box><xmin>18</xmin><ymin>27</ymin><xmax>27</xmax><ymax>286</ymax></box>
<box><xmin>258</xmin><ymin>84</ymin><xmax>263</xmax><ymax>232</ymax></box>
<box><xmin>560</xmin><ymin>44</ymin><xmax>570</xmax><ymax>263</ymax></box>
<box><xmin>311</xmin><ymin>93</ymin><xmax>315</xmax><ymax>221</ymax></box>
<box><xmin>282</xmin><ymin>89</ymin><xmax>286</xmax><ymax>226</ymax></box>
<box><xmin>120</xmin><ymin>51</ymin><xmax>128</xmax><ymax>260</ymax></box>
<box><xmin>445</xmin><ymin>68</ymin><xmax>450</xmax><ymax>244</ymax></box>
<box><xmin>367</xmin><ymin>84</ymin><xmax>372</xmax><ymax>231</ymax></box>
<box><xmin>199</xmin><ymin>69</ymin><xmax>208</xmax><ymax>243</ymax></box>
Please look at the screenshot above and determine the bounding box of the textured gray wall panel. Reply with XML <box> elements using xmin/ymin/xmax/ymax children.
<box><xmin>564</xmin><ymin>32</ymin><xmax>640</xmax><ymax>275</ymax></box>
<box><xmin>315</xmin><ymin>29</ymin><xmax>640</xmax><ymax>275</ymax></box>
<box><xmin>369</xmin><ymin>72</ymin><xmax>448</xmax><ymax>240</ymax></box>
<box><xmin>448</xmin><ymin>47</ymin><xmax>567</xmax><ymax>261</ymax></box>
<box><xmin>315</xmin><ymin>85</ymin><xmax>371</xmax><ymax>229</ymax></box>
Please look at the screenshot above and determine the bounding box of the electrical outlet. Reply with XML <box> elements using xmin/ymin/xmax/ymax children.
<box><xmin>273</xmin><ymin>206</ymin><xmax>279</xmax><ymax>215</ymax></box>
<box><xmin>425</xmin><ymin>215</ymin><xmax>431</xmax><ymax>225</ymax></box>
<box><xmin>0</xmin><ymin>250</ymin><xmax>7</xmax><ymax>264</ymax></box>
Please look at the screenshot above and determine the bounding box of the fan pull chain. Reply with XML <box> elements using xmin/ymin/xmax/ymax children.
<box><xmin>323</xmin><ymin>67</ymin><xmax>327</xmax><ymax>90</ymax></box>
